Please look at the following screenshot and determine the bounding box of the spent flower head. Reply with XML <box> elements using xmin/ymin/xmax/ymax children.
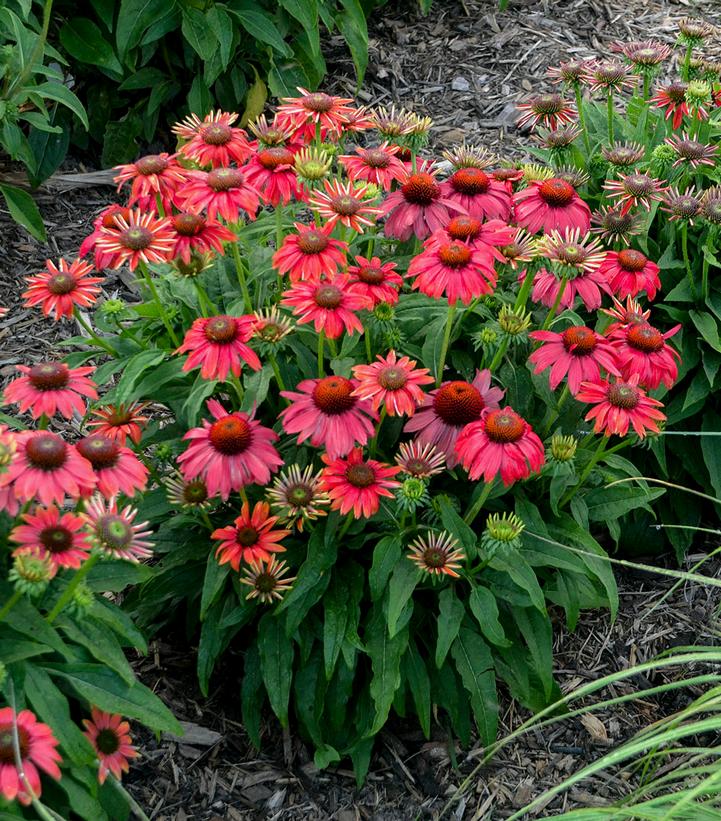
<box><xmin>583</xmin><ymin>60</ymin><xmax>636</xmax><ymax>93</ymax></box>
<box><xmin>516</xmin><ymin>93</ymin><xmax>576</xmax><ymax>131</ymax></box>
<box><xmin>537</xmin><ymin>124</ymin><xmax>583</xmax><ymax>151</ymax></box>
<box><xmin>395</xmin><ymin>441</ymin><xmax>446</xmax><ymax>478</ymax></box>
<box><xmin>547</xmin><ymin>59</ymin><xmax>588</xmax><ymax>87</ymax></box>
<box><xmin>666</xmin><ymin>134</ymin><xmax>717</xmax><ymax>168</ymax></box>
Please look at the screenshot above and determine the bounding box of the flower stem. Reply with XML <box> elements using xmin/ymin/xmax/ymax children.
<box><xmin>541</xmin><ymin>276</ymin><xmax>568</xmax><ymax>330</ymax></box>
<box><xmin>46</xmin><ymin>553</ymin><xmax>100</xmax><ymax>624</ymax></box>
<box><xmin>463</xmin><ymin>481</ymin><xmax>494</xmax><ymax>526</ymax></box>
<box><xmin>138</xmin><ymin>262</ymin><xmax>180</xmax><ymax>347</ymax></box>
<box><xmin>317</xmin><ymin>330</ymin><xmax>325</xmax><ymax>378</ymax></box>
<box><xmin>559</xmin><ymin>436</ymin><xmax>608</xmax><ymax>508</ymax></box>
<box><xmin>514</xmin><ymin>265</ymin><xmax>536</xmax><ymax>311</ymax></box>
<box><xmin>682</xmin><ymin>43</ymin><xmax>694</xmax><ymax>81</ymax></box>
<box><xmin>107</xmin><ymin>774</ymin><xmax>152</xmax><ymax>821</ymax></box>
<box><xmin>681</xmin><ymin>222</ymin><xmax>697</xmax><ymax>299</ymax></box>
<box><xmin>365</xmin><ymin>328</ymin><xmax>373</xmax><ymax>363</ymax></box>
<box><xmin>607</xmin><ymin>91</ymin><xmax>615</xmax><ymax>143</ymax></box>
<box><xmin>370</xmin><ymin>406</ymin><xmax>387</xmax><ymax>459</ymax></box>
<box><xmin>574</xmin><ymin>86</ymin><xmax>591</xmax><ymax>154</ymax></box>
<box><xmin>436</xmin><ymin>303</ymin><xmax>457</xmax><ymax>387</ymax></box>
<box><xmin>702</xmin><ymin>245</ymin><xmax>711</xmax><ymax>301</ymax></box>
<box><xmin>193</xmin><ymin>279</ymin><xmax>216</xmax><ymax>317</ymax></box>
<box><xmin>268</xmin><ymin>352</ymin><xmax>287</xmax><ymax>394</ymax></box>
<box><xmin>542</xmin><ymin>383</ymin><xmax>570</xmax><ymax>437</ymax></box>
<box><xmin>0</xmin><ymin>589</ymin><xmax>22</xmax><ymax>623</ymax></box>
<box><xmin>488</xmin><ymin>337</ymin><xmax>510</xmax><ymax>373</ymax></box>
<box><xmin>275</xmin><ymin>202</ymin><xmax>284</xmax><ymax>252</ymax></box>
<box><xmin>73</xmin><ymin>308</ymin><xmax>116</xmax><ymax>355</ymax></box>
<box><xmin>231</xmin><ymin>242</ymin><xmax>253</xmax><ymax>313</ymax></box>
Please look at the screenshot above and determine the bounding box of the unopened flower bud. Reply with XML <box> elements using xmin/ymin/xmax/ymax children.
<box><xmin>170</xmin><ymin>251</ymin><xmax>215</xmax><ymax>278</ymax></box>
<box><xmin>9</xmin><ymin>552</ymin><xmax>55</xmax><ymax>596</ymax></box>
<box><xmin>294</xmin><ymin>146</ymin><xmax>332</xmax><ymax>184</ymax></box>
<box><xmin>373</xmin><ymin>302</ymin><xmax>395</xmax><ymax>323</ymax></box>
<box><xmin>64</xmin><ymin>582</ymin><xmax>95</xmax><ymax>618</ymax></box>
<box><xmin>498</xmin><ymin>305</ymin><xmax>532</xmax><ymax>337</ymax></box>
<box><xmin>100</xmin><ymin>298</ymin><xmax>126</xmax><ymax>316</ymax></box>
<box><xmin>481</xmin><ymin>512</ymin><xmax>525</xmax><ymax>558</ymax></box>
<box><xmin>550</xmin><ymin>433</ymin><xmax>578</xmax><ymax>462</ymax></box>
<box><xmin>397</xmin><ymin>477</ymin><xmax>430</xmax><ymax>513</ymax></box>
<box><xmin>686</xmin><ymin>79</ymin><xmax>711</xmax><ymax>108</ymax></box>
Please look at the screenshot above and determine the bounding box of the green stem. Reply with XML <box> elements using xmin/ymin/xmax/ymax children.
<box><xmin>370</xmin><ymin>406</ymin><xmax>387</xmax><ymax>459</ymax></box>
<box><xmin>702</xmin><ymin>247</ymin><xmax>710</xmax><ymax>302</ymax></box>
<box><xmin>487</xmin><ymin>336</ymin><xmax>510</xmax><ymax>373</ymax></box>
<box><xmin>73</xmin><ymin>309</ymin><xmax>116</xmax><ymax>355</ymax></box>
<box><xmin>364</xmin><ymin>328</ymin><xmax>373</xmax><ymax>363</ymax></box>
<box><xmin>542</xmin><ymin>384</ymin><xmax>570</xmax><ymax>438</ymax></box>
<box><xmin>229</xmin><ymin>374</ymin><xmax>244</xmax><ymax>406</ymax></box>
<box><xmin>268</xmin><ymin>352</ymin><xmax>287</xmax><ymax>394</ymax></box>
<box><xmin>338</xmin><ymin>514</ymin><xmax>355</xmax><ymax>541</ymax></box>
<box><xmin>559</xmin><ymin>436</ymin><xmax>608</xmax><ymax>508</ymax></box>
<box><xmin>193</xmin><ymin>279</ymin><xmax>216</xmax><ymax>317</ymax></box>
<box><xmin>574</xmin><ymin>85</ymin><xmax>591</xmax><ymax>154</ymax></box>
<box><xmin>607</xmin><ymin>91</ymin><xmax>615</xmax><ymax>144</ymax></box>
<box><xmin>231</xmin><ymin>242</ymin><xmax>253</xmax><ymax>313</ymax></box>
<box><xmin>275</xmin><ymin>202</ymin><xmax>284</xmax><ymax>252</ymax></box>
<box><xmin>463</xmin><ymin>481</ymin><xmax>494</xmax><ymax>526</ymax></box>
<box><xmin>642</xmin><ymin>73</ymin><xmax>651</xmax><ymax>101</ymax></box>
<box><xmin>106</xmin><ymin>774</ymin><xmax>152</xmax><ymax>821</ymax></box>
<box><xmin>0</xmin><ymin>589</ymin><xmax>22</xmax><ymax>623</ymax></box>
<box><xmin>201</xmin><ymin>510</ymin><xmax>214</xmax><ymax>532</ymax></box>
<box><xmin>436</xmin><ymin>303</ymin><xmax>457</xmax><ymax>387</ymax></box>
<box><xmin>154</xmin><ymin>193</ymin><xmax>166</xmax><ymax>218</ymax></box>
<box><xmin>138</xmin><ymin>263</ymin><xmax>180</xmax><ymax>347</ymax></box>
<box><xmin>541</xmin><ymin>276</ymin><xmax>568</xmax><ymax>330</ymax></box>
<box><xmin>317</xmin><ymin>330</ymin><xmax>325</xmax><ymax>378</ymax></box>
<box><xmin>682</xmin><ymin>43</ymin><xmax>693</xmax><ymax>82</ymax></box>
<box><xmin>514</xmin><ymin>265</ymin><xmax>536</xmax><ymax>311</ymax></box>
<box><xmin>681</xmin><ymin>222</ymin><xmax>697</xmax><ymax>299</ymax></box>
<box><xmin>46</xmin><ymin>554</ymin><xmax>100</xmax><ymax>623</ymax></box>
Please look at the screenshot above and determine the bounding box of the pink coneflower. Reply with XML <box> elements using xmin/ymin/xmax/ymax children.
<box><xmin>395</xmin><ymin>440</ymin><xmax>446</xmax><ymax>478</ymax></box>
<box><xmin>75</xmin><ymin>435</ymin><xmax>148</xmax><ymax>499</ymax></box>
<box><xmin>272</xmin><ymin>222</ymin><xmax>348</xmax><ymax>282</ymax></box>
<box><xmin>243</xmin><ymin>146</ymin><xmax>300</xmax><ymax>206</ymax></box>
<box><xmin>608</xmin><ymin>322</ymin><xmax>680</xmax><ymax>389</ymax></box>
<box><xmin>407</xmin><ymin>530</ymin><xmax>464</xmax><ymax>578</ymax></box>
<box><xmin>576</xmin><ymin>375</ymin><xmax>665</xmax><ymax>438</ymax></box>
<box><xmin>276</xmin><ymin>87</ymin><xmax>355</xmax><ymax>141</ymax></box>
<box><xmin>492</xmin><ymin>167</ymin><xmax>525</xmax><ymax>188</ymax></box>
<box><xmin>529</xmin><ymin>326</ymin><xmax>621</xmax><ymax>394</ymax></box>
<box><xmin>0</xmin><ymin>707</ymin><xmax>61</xmax><ymax>806</ymax></box>
<box><xmin>23</xmin><ymin>258</ymin><xmax>104</xmax><ymax>320</ymax></box>
<box><xmin>404</xmin><ymin>370</ymin><xmax>504</xmax><ymax>467</ymax></box>
<box><xmin>347</xmin><ymin>255</ymin><xmax>403</xmax><ymax>306</ymax></box>
<box><xmin>212</xmin><ymin>501</ymin><xmax>290</xmax><ymax>569</ymax></box>
<box><xmin>455</xmin><ymin>407</ymin><xmax>545</xmax><ymax>485</ymax></box>
<box><xmin>538</xmin><ymin>228</ymin><xmax>606</xmax><ymax>274</ymax></box>
<box><xmin>602</xmin><ymin>295</ymin><xmax>652</xmax><ymax>333</ymax></box>
<box><xmin>666</xmin><ymin>133</ymin><xmax>718</xmax><ymax>168</ymax></box>
<box><xmin>178</xmin><ymin>400</ymin><xmax>282</xmax><ymax>500</ymax></box>
<box><xmin>338</xmin><ymin>143</ymin><xmax>406</xmax><ymax>190</ymax></box>
<box><xmin>603</xmin><ymin>173</ymin><xmax>667</xmax><ymax>216</ymax></box>
<box><xmin>280</xmin><ymin>375</ymin><xmax>377</xmax><ymax>459</ymax></box>
<box><xmin>615</xmin><ymin>40</ymin><xmax>672</xmax><ymax>72</ymax></box>
<box><xmin>3</xmin><ymin>362</ymin><xmax>97</xmax><ymax>419</ymax></box>
<box><xmin>83</xmin><ymin>495</ymin><xmax>153</xmax><ymax>561</ymax></box>
<box><xmin>266</xmin><ymin>464</ymin><xmax>330</xmax><ymax>531</ymax></box>
<box><xmin>548</xmin><ymin>59</ymin><xmax>588</xmax><ymax>87</ymax></box>
<box><xmin>351</xmin><ymin>350</ymin><xmax>433</xmax><ymax>416</ymax></box>
<box><xmin>175</xmin><ymin>168</ymin><xmax>261</xmax><ymax>223</ymax></box>
<box><xmin>308</xmin><ymin>178</ymin><xmax>382</xmax><ymax>233</ymax></box>
<box><xmin>651</xmin><ymin>82</ymin><xmax>689</xmax><ymax>129</ymax></box>
<box><xmin>662</xmin><ymin>186</ymin><xmax>701</xmax><ymax>224</ymax></box>
<box><xmin>440</xmin><ymin>167</ymin><xmax>512</xmax><ymax>222</ymax></box>
<box><xmin>95</xmin><ymin>209</ymin><xmax>174</xmax><ymax>270</ymax></box>
<box><xmin>83</xmin><ymin>708</ymin><xmax>139</xmax><ymax>785</ymax></box>
<box><xmin>407</xmin><ymin>235</ymin><xmax>498</xmax><ymax>305</ymax></box>
<box><xmin>281</xmin><ymin>274</ymin><xmax>369</xmax><ymax>338</ymax></box>
<box><xmin>174</xmin><ymin>110</ymin><xmax>252</xmax><ymax>167</ymax></box>
<box><xmin>381</xmin><ymin>164</ymin><xmax>464</xmax><ymax>241</ymax></box>
<box><xmin>79</xmin><ymin>205</ymin><xmax>131</xmax><ymax>268</ymax></box>
<box><xmin>513</xmin><ymin>178</ymin><xmax>591</xmax><ymax>234</ymax></box>
<box><xmin>176</xmin><ymin>315</ymin><xmax>261</xmax><ymax>381</ymax></box>
<box><xmin>113</xmin><ymin>153</ymin><xmax>187</xmax><ymax>209</ymax></box>
<box><xmin>168</xmin><ymin>213</ymin><xmax>235</xmax><ymax>264</ymax></box>
<box><xmin>86</xmin><ymin>402</ymin><xmax>149</xmax><ymax>446</ymax></box>
<box><xmin>531</xmin><ymin>266</ymin><xmax>612</xmax><ymax>312</ymax></box>
<box><xmin>583</xmin><ymin>60</ymin><xmax>636</xmax><ymax>93</ymax></box>
<box><xmin>320</xmin><ymin>447</ymin><xmax>401</xmax><ymax>519</ymax></box>
<box><xmin>10</xmin><ymin>506</ymin><xmax>91</xmax><ymax>570</ymax></box>
<box><xmin>591</xmin><ymin>206</ymin><xmax>643</xmax><ymax>244</ymax></box>
<box><xmin>599</xmin><ymin>249</ymin><xmax>661</xmax><ymax>301</ymax></box>
<box><xmin>240</xmin><ymin>556</ymin><xmax>296</xmax><ymax>603</ymax></box>
<box><xmin>516</xmin><ymin>92</ymin><xmax>576</xmax><ymax>130</ymax></box>
<box><xmin>6</xmin><ymin>431</ymin><xmax>96</xmax><ymax>505</ymax></box>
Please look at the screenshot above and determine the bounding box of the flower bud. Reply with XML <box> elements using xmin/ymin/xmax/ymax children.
<box><xmin>9</xmin><ymin>551</ymin><xmax>55</xmax><ymax>596</ymax></box>
<box><xmin>550</xmin><ymin>433</ymin><xmax>578</xmax><ymax>462</ymax></box>
<box><xmin>481</xmin><ymin>512</ymin><xmax>525</xmax><ymax>558</ymax></box>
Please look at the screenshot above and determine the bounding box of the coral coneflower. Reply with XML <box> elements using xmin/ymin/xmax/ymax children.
<box><xmin>516</xmin><ymin>92</ymin><xmax>576</xmax><ymax>130</ymax></box>
<box><xmin>113</xmin><ymin>153</ymin><xmax>187</xmax><ymax>209</ymax></box>
<box><xmin>0</xmin><ymin>708</ymin><xmax>61</xmax><ymax>806</ymax></box>
<box><xmin>603</xmin><ymin>173</ymin><xmax>667</xmax><ymax>216</ymax></box>
<box><xmin>407</xmin><ymin>530</ymin><xmax>464</xmax><ymax>578</ymax></box>
<box><xmin>83</xmin><ymin>708</ymin><xmax>139</xmax><ymax>784</ymax></box>
<box><xmin>277</xmin><ymin>87</ymin><xmax>355</xmax><ymax>140</ymax></box>
<box><xmin>10</xmin><ymin>506</ymin><xmax>91</xmax><ymax>570</ymax></box>
<box><xmin>168</xmin><ymin>213</ymin><xmax>235</xmax><ymax>264</ymax></box>
<box><xmin>339</xmin><ymin>143</ymin><xmax>407</xmax><ymax>190</ymax></box>
<box><xmin>6</xmin><ymin>431</ymin><xmax>96</xmax><ymax>505</ymax></box>
<box><xmin>175</xmin><ymin>168</ymin><xmax>261</xmax><ymax>223</ymax></box>
<box><xmin>320</xmin><ymin>447</ymin><xmax>401</xmax><ymax>519</ymax></box>
<box><xmin>576</xmin><ymin>375</ymin><xmax>665</xmax><ymax>438</ymax></box>
<box><xmin>599</xmin><ymin>249</ymin><xmax>661</xmax><ymax>301</ymax></box>
<box><xmin>529</xmin><ymin>326</ymin><xmax>621</xmax><ymax>394</ymax></box>
<box><xmin>666</xmin><ymin>133</ymin><xmax>717</xmax><ymax>168</ymax></box>
<box><xmin>395</xmin><ymin>440</ymin><xmax>446</xmax><ymax>478</ymax></box>
<box><xmin>651</xmin><ymin>82</ymin><xmax>689</xmax><ymax>129</ymax></box>
<box><xmin>3</xmin><ymin>362</ymin><xmax>97</xmax><ymax>420</ymax></box>
<box><xmin>281</xmin><ymin>274</ymin><xmax>370</xmax><ymax>338</ymax></box>
<box><xmin>280</xmin><ymin>375</ymin><xmax>377</xmax><ymax>459</ymax></box>
<box><xmin>83</xmin><ymin>495</ymin><xmax>153</xmax><ymax>561</ymax></box>
<box><xmin>347</xmin><ymin>255</ymin><xmax>403</xmax><ymax>306</ymax></box>
<box><xmin>352</xmin><ymin>350</ymin><xmax>433</xmax><ymax>416</ymax></box>
<box><xmin>272</xmin><ymin>222</ymin><xmax>348</xmax><ymax>282</ymax></box>
<box><xmin>243</xmin><ymin>146</ymin><xmax>300</xmax><ymax>206</ymax></box>
<box><xmin>513</xmin><ymin>178</ymin><xmax>591</xmax><ymax>234</ymax></box>
<box><xmin>266</xmin><ymin>464</ymin><xmax>330</xmax><ymax>531</ymax></box>
<box><xmin>440</xmin><ymin>167</ymin><xmax>512</xmax><ymax>222</ymax></box>
<box><xmin>455</xmin><ymin>407</ymin><xmax>545</xmax><ymax>485</ymax></box>
<box><xmin>608</xmin><ymin>322</ymin><xmax>681</xmax><ymax>389</ymax></box>
<box><xmin>176</xmin><ymin>315</ymin><xmax>261</xmax><ymax>381</ymax></box>
<box><xmin>212</xmin><ymin>501</ymin><xmax>290</xmax><ymax>569</ymax></box>
<box><xmin>76</xmin><ymin>435</ymin><xmax>148</xmax><ymax>499</ymax></box>
<box><xmin>404</xmin><ymin>370</ymin><xmax>503</xmax><ymax>467</ymax></box>
<box><xmin>174</xmin><ymin>110</ymin><xmax>252</xmax><ymax>167</ymax></box>
<box><xmin>308</xmin><ymin>178</ymin><xmax>382</xmax><ymax>232</ymax></box>
<box><xmin>79</xmin><ymin>205</ymin><xmax>131</xmax><ymax>269</ymax></box>
<box><xmin>178</xmin><ymin>400</ymin><xmax>282</xmax><ymax>500</ymax></box>
<box><xmin>23</xmin><ymin>258</ymin><xmax>104</xmax><ymax>320</ymax></box>
<box><xmin>86</xmin><ymin>402</ymin><xmax>149</xmax><ymax>446</ymax></box>
<box><xmin>241</xmin><ymin>556</ymin><xmax>296</xmax><ymax>603</ymax></box>
<box><xmin>95</xmin><ymin>209</ymin><xmax>174</xmax><ymax>270</ymax></box>
<box><xmin>602</xmin><ymin>295</ymin><xmax>652</xmax><ymax>333</ymax></box>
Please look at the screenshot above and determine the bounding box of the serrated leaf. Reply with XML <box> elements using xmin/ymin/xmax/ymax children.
<box><xmin>451</xmin><ymin>628</ymin><xmax>498</xmax><ymax>744</ymax></box>
<box><xmin>435</xmin><ymin>586</ymin><xmax>465</xmax><ymax>668</ymax></box>
<box><xmin>258</xmin><ymin>612</ymin><xmax>294</xmax><ymax>727</ymax></box>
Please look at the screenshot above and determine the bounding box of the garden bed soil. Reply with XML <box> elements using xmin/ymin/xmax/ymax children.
<box><xmin>3</xmin><ymin>0</ymin><xmax>721</xmax><ymax>817</ymax></box>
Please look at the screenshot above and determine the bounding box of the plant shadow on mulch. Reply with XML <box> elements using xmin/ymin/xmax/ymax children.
<box><xmin>3</xmin><ymin>0</ymin><xmax>721</xmax><ymax>817</ymax></box>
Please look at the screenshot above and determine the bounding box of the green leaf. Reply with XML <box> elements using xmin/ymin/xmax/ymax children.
<box><xmin>116</xmin><ymin>0</ymin><xmax>171</xmax><ymax>60</ymax></box>
<box><xmin>112</xmin><ymin>349</ymin><xmax>167</xmax><ymax>403</ymax></box>
<box><xmin>335</xmin><ymin>0</ymin><xmax>369</xmax><ymax>84</ymax></box>
<box><xmin>450</xmin><ymin>628</ymin><xmax>498</xmax><ymax>744</ymax></box>
<box><xmin>690</xmin><ymin>309</ymin><xmax>721</xmax><ymax>353</ymax></box>
<box><xmin>187</xmin><ymin>74</ymin><xmax>212</xmax><ymax>117</ymax></box>
<box><xmin>240</xmin><ymin>71</ymin><xmax>268</xmax><ymax>128</ymax></box>
<box><xmin>200</xmin><ymin>554</ymin><xmax>230</xmax><ymax>621</ymax></box>
<box><xmin>369</xmin><ymin>535</ymin><xmax>402</xmax><ymax>601</ymax></box>
<box><xmin>489</xmin><ymin>550</ymin><xmax>546</xmax><ymax>613</ymax></box>
<box><xmin>468</xmin><ymin>586</ymin><xmax>511</xmax><ymax>647</ymax></box>
<box><xmin>438</xmin><ymin>495</ymin><xmax>477</xmax><ymax>560</ymax></box>
<box><xmin>386</xmin><ymin>560</ymin><xmax>421</xmax><ymax>637</ymax></box>
<box><xmin>31</xmin><ymin>82</ymin><xmax>88</xmax><ymax>130</ymax></box>
<box><xmin>57</xmin><ymin>774</ymin><xmax>108</xmax><ymax>821</ymax></box>
<box><xmin>57</xmin><ymin>616</ymin><xmax>135</xmax><ymax>684</ymax></box>
<box><xmin>514</xmin><ymin>607</ymin><xmax>553</xmax><ymax>701</ymax></box>
<box><xmin>180</xmin><ymin>373</ymin><xmax>217</xmax><ymax>426</ymax></box>
<box><xmin>89</xmin><ymin>598</ymin><xmax>147</xmax><ymax>652</ymax></box>
<box><xmin>101</xmin><ymin>116</ymin><xmax>142</xmax><ymax>166</ymax></box>
<box><xmin>701</xmin><ymin>411</ymin><xmax>721</xmax><ymax>502</ymax></box>
<box><xmin>206</xmin><ymin>5</ymin><xmax>234</xmax><ymax>69</ymax></box>
<box><xmin>279</xmin><ymin>0</ymin><xmax>320</xmax><ymax>55</ymax></box>
<box><xmin>118</xmin><ymin>67</ymin><xmax>168</xmax><ymax>91</ymax></box>
<box><xmin>59</xmin><ymin>18</ymin><xmax>123</xmax><ymax>74</ymax></box>
<box><xmin>584</xmin><ymin>484</ymin><xmax>665</xmax><ymax>522</ymax></box>
<box><xmin>1</xmin><ymin>583</ymin><xmax>70</xmax><ymax>658</ymax></box>
<box><xmin>181</xmin><ymin>6</ymin><xmax>217</xmax><ymax>61</ymax></box>
<box><xmin>87</xmin><ymin>559</ymin><xmax>152</xmax><ymax>592</ymax></box>
<box><xmin>0</xmin><ymin>638</ymin><xmax>51</xmax><ymax>663</ymax></box>
<box><xmin>435</xmin><ymin>586</ymin><xmax>465</xmax><ymax>668</ymax></box>
<box><xmin>241</xmin><ymin>645</ymin><xmax>264</xmax><ymax>748</ymax></box>
<box><xmin>323</xmin><ymin>571</ymin><xmax>350</xmax><ymax>680</ymax></box>
<box><xmin>229</xmin><ymin>6</ymin><xmax>293</xmax><ymax>57</ymax></box>
<box><xmin>258</xmin><ymin>611</ymin><xmax>294</xmax><ymax>727</ymax></box>
<box><xmin>403</xmin><ymin>640</ymin><xmax>431</xmax><ymax>738</ymax></box>
<box><xmin>27</xmin><ymin>111</ymin><xmax>70</xmax><ymax>186</ymax></box>
<box><xmin>366</xmin><ymin>603</ymin><xmax>408</xmax><ymax>734</ymax></box>
<box><xmin>0</xmin><ymin>184</ymin><xmax>45</xmax><ymax>241</ymax></box>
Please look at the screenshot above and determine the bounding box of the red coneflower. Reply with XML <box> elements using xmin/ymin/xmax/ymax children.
<box><xmin>598</xmin><ymin>249</ymin><xmax>661</xmax><ymax>301</ymax></box>
<box><xmin>404</xmin><ymin>370</ymin><xmax>504</xmax><ymax>467</ymax></box>
<box><xmin>168</xmin><ymin>213</ymin><xmax>236</xmax><ymax>264</ymax></box>
<box><xmin>320</xmin><ymin>447</ymin><xmax>401</xmax><ymax>519</ymax></box>
<box><xmin>83</xmin><ymin>708</ymin><xmax>139</xmax><ymax>784</ymax></box>
<box><xmin>602</xmin><ymin>295</ymin><xmax>652</xmax><ymax>334</ymax></box>
<box><xmin>175</xmin><ymin>168</ymin><xmax>261</xmax><ymax>223</ymax></box>
<box><xmin>75</xmin><ymin>435</ymin><xmax>148</xmax><ymax>499</ymax></box>
<box><xmin>455</xmin><ymin>407</ymin><xmax>545</xmax><ymax>485</ymax></box>
<box><xmin>529</xmin><ymin>326</ymin><xmax>621</xmax><ymax>394</ymax></box>
<box><xmin>272</xmin><ymin>222</ymin><xmax>348</xmax><ymax>282</ymax></box>
<box><xmin>95</xmin><ymin>209</ymin><xmax>174</xmax><ymax>270</ymax></box>
<box><xmin>79</xmin><ymin>205</ymin><xmax>131</xmax><ymax>269</ymax></box>
<box><xmin>407</xmin><ymin>530</ymin><xmax>464</xmax><ymax>578</ymax></box>
<box><xmin>176</xmin><ymin>315</ymin><xmax>261</xmax><ymax>381</ymax></box>
<box><xmin>23</xmin><ymin>258</ymin><xmax>104</xmax><ymax>320</ymax></box>
<box><xmin>10</xmin><ymin>506</ymin><xmax>91</xmax><ymax>570</ymax></box>
<box><xmin>6</xmin><ymin>431</ymin><xmax>97</xmax><ymax>505</ymax></box>
<box><xmin>339</xmin><ymin>105</ymin><xmax>375</xmax><ymax>133</ymax></box>
<box><xmin>347</xmin><ymin>255</ymin><xmax>403</xmax><ymax>306</ymax></box>
<box><xmin>243</xmin><ymin>146</ymin><xmax>301</xmax><ymax>206</ymax></box>
<box><xmin>338</xmin><ymin>143</ymin><xmax>407</xmax><ymax>190</ymax></box>
<box><xmin>513</xmin><ymin>178</ymin><xmax>591</xmax><ymax>234</ymax></box>
<box><xmin>213</xmin><ymin>501</ymin><xmax>290</xmax><ymax>569</ymax></box>
<box><xmin>174</xmin><ymin>110</ymin><xmax>252</xmax><ymax>167</ymax></box>
<box><xmin>0</xmin><ymin>707</ymin><xmax>61</xmax><ymax>806</ymax></box>
<box><xmin>276</xmin><ymin>87</ymin><xmax>355</xmax><ymax>141</ymax></box>
<box><xmin>651</xmin><ymin>82</ymin><xmax>689</xmax><ymax>129</ymax></box>
<box><xmin>3</xmin><ymin>362</ymin><xmax>97</xmax><ymax>420</ymax></box>
<box><xmin>440</xmin><ymin>167</ymin><xmax>512</xmax><ymax>222</ymax></box>
<box><xmin>281</xmin><ymin>274</ymin><xmax>370</xmax><ymax>338</ymax></box>
<box><xmin>516</xmin><ymin>92</ymin><xmax>576</xmax><ymax>130</ymax></box>
<box><xmin>309</xmin><ymin>178</ymin><xmax>382</xmax><ymax>233</ymax></box>
<box><xmin>280</xmin><ymin>375</ymin><xmax>377</xmax><ymax>459</ymax></box>
<box><xmin>351</xmin><ymin>350</ymin><xmax>433</xmax><ymax>416</ymax></box>
<box><xmin>83</xmin><ymin>495</ymin><xmax>153</xmax><ymax>561</ymax></box>
<box><xmin>86</xmin><ymin>402</ymin><xmax>149</xmax><ymax>446</ymax></box>
<box><xmin>608</xmin><ymin>322</ymin><xmax>681</xmax><ymax>390</ymax></box>
<box><xmin>603</xmin><ymin>173</ymin><xmax>667</xmax><ymax>216</ymax></box>
<box><xmin>576</xmin><ymin>375</ymin><xmax>665</xmax><ymax>438</ymax></box>
<box><xmin>113</xmin><ymin>153</ymin><xmax>187</xmax><ymax>209</ymax></box>
<box><xmin>240</xmin><ymin>556</ymin><xmax>297</xmax><ymax>603</ymax></box>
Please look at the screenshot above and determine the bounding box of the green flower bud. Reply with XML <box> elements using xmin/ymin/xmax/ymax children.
<box><xmin>100</xmin><ymin>298</ymin><xmax>126</xmax><ymax>316</ymax></box>
<box><xmin>550</xmin><ymin>433</ymin><xmax>578</xmax><ymax>463</ymax></box>
<box><xmin>481</xmin><ymin>512</ymin><xmax>525</xmax><ymax>558</ymax></box>
<box><xmin>64</xmin><ymin>582</ymin><xmax>95</xmax><ymax>618</ymax></box>
<box><xmin>9</xmin><ymin>552</ymin><xmax>54</xmax><ymax>596</ymax></box>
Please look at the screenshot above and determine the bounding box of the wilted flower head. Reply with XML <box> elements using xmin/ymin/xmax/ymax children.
<box><xmin>407</xmin><ymin>530</ymin><xmax>464</xmax><ymax>578</ymax></box>
<box><xmin>538</xmin><ymin>228</ymin><xmax>606</xmax><ymax>276</ymax></box>
<box><xmin>602</xmin><ymin>141</ymin><xmax>645</xmax><ymax>168</ymax></box>
<box><xmin>481</xmin><ymin>511</ymin><xmax>525</xmax><ymax>558</ymax></box>
<box><xmin>498</xmin><ymin>228</ymin><xmax>536</xmax><ymax>268</ymax></box>
<box><xmin>165</xmin><ymin>473</ymin><xmax>211</xmax><ymax>510</ymax></box>
<box><xmin>677</xmin><ymin>17</ymin><xmax>715</xmax><ymax>47</ymax></box>
<box><xmin>442</xmin><ymin>143</ymin><xmax>495</xmax><ymax>169</ymax></box>
<box><xmin>603</xmin><ymin>173</ymin><xmax>667</xmax><ymax>215</ymax></box>
<box><xmin>395</xmin><ymin>440</ymin><xmax>446</xmax><ymax>478</ymax></box>
<box><xmin>516</xmin><ymin>93</ymin><xmax>576</xmax><ymax>131</ymax></box>
<box><xmin>553</xmin><ymin>166</ymin><xmax>589</xmax><ymax>189</ymax></box>
<box><xmin>370</xmin><ymin>105</ymin><xmax>415</xmax><ymax>138</ymax></box>
<box><xmin>252</xmin><ymin>306</ymin><xmax>294</xmax><ymax>345</ymax></box>
<box><xmin>247</xmin><ymin>113</ymin><xmax>296</xmax><ymax>147</ymax></box>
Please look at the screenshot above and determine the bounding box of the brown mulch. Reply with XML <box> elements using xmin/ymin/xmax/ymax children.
<box><xmin>4</xmin><ymin>0</ymin><xmax>721</xmax><ymax>817</ymax></box>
